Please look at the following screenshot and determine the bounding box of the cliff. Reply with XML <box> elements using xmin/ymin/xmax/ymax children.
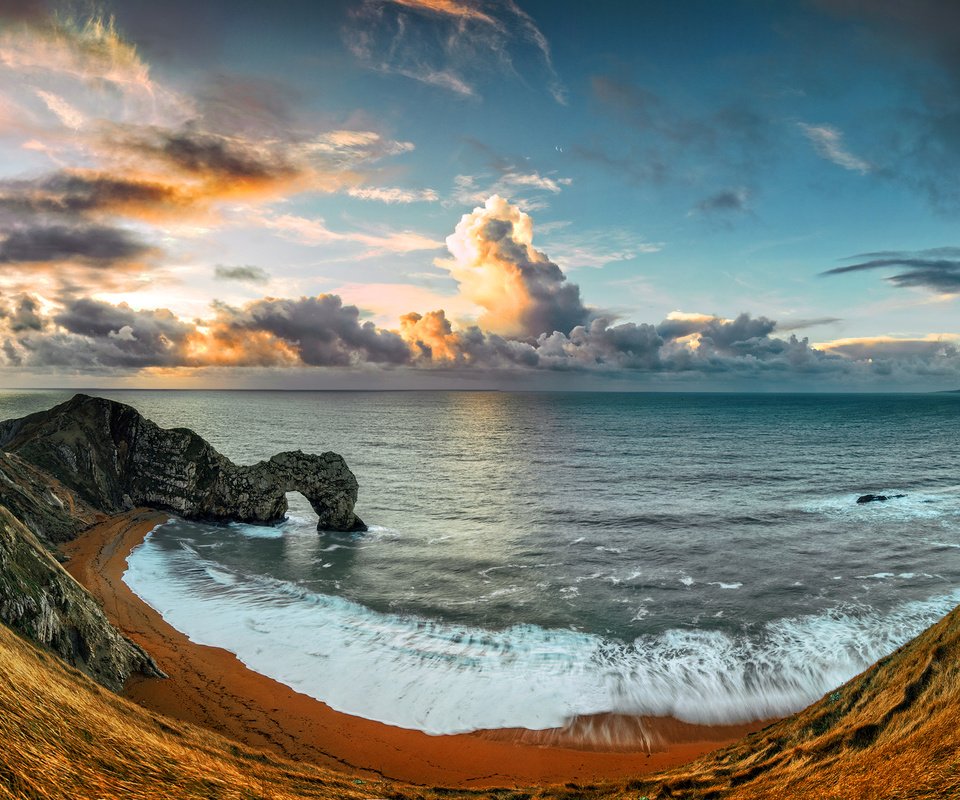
<box><xmin>0</xmin><ymin>393</ymin><xmax>366</xmax><ymax>532</ymax></box>
<box><xmin>0</xmin><ymin>394</ymin><xmax>366</xmax><ymax>692</ymax></box>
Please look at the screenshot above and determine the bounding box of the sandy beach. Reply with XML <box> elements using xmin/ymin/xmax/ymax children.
<box><xmin>63</xmin><ymin>510</ymin><xmax>766</xmax><ymax>789</ymax></box>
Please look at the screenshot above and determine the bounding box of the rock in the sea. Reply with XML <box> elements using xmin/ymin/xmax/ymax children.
<box><xmin>0</xmin><ymin>394</ymin><xmax>366</xmax><ymax>532</ymax></box>
<box><xmin>856</xmin><ymin>493</ymin><xmax>907</xmax><ymax>504</ymax></box>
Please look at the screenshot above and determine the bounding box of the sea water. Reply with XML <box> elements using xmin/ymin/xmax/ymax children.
<box><xmin>3</xmin><ymin>390</ymin><xmax>959</xmax><ymax>734</ymax></box>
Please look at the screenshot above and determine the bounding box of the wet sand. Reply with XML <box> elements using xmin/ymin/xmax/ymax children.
<box><xmin>63</xmin><ymin>510</ymin><xmax>767</xmax><ymax>789</ymax></box>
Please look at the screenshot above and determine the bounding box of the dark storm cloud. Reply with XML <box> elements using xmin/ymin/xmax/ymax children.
<box><xmin>214</xmin><ymin>265</ymin><xmax>270</xmax><ymax>284</ymax></box>
<box><xmin>0</xmin><ymin>224</ymin><xmax>152</xmax><ymax>266</ymax></box>
<box><xmin>822</xmin><ymin>248</ymin><xmax>960</xmax><ymax>293</ymax></box>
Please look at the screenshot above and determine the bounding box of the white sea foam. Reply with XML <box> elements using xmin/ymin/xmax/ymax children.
<box><xmin>802</xmin><ymin>490</ymin><xmax>960</xmax><ymax>521</ymax></box>
<box><xmin>708</xmin><ymin>581</ymin><xmax>743</xmax><ymax>590</ymax></box>
<box><xmin>124</xmin><ymin>529</ymin><xmax>960</xmax><ymax>735</ymax></box>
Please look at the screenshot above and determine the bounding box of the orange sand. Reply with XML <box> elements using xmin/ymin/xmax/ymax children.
<box><xmin>64</xmin><ymin>510</ymin><xmax>767</xmax><ymax>789</ymax></box>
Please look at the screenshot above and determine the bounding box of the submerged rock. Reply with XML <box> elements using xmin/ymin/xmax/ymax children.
<box><xmin>0</xmin><ymin>394</ymin><xmax>366</xmax><ymax>532</ymax></box>
<box><xmin>856</xmin><ymin>493</ymin><xmax>907</xmax><ymax>504</ymax></box>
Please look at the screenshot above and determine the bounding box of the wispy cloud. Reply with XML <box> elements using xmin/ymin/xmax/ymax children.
<box><xmin>347</xmin><ymin>186</ymin><xmax>439</xmax><ymax>203</ymax></box>
<box><xmin>214</xmin><ymin>265</ymin><xmax>270</xmax><ymax>284</ymax></box>
<box><xmin>387</xmin><ymin>0</ymin><xmax>499</xmax><ymax>25</ymax></box>
<box><xmin>542</xmin><ymin>227</ymin><xmax>664</xmax><ymax>270</ymax></box>
<box><xmin>345</xmin><ymin>0</ymin><xmax>566</xmax><ymax>103</ymax></box>
<box><xmin>251</xmin><ymin>211</ymin><xmax>444</xmax><ymax>256</ymax></box>
<box><xmin>691</xmin><ymin>187</ymin><xmax>751</xmax><ymax>216</ymax></box>
<box><xmin>822</xmin><ymin>247</ymin><xmax>960</xmax><ymax>294</ymax></box>
<box><xmin>798</xmin><ymin>123</ymin><xmax>872</xmax><ymax>174</ymax></box>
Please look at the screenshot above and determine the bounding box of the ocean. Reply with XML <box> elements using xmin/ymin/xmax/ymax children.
<box><xmin>3</xmin><ymin>390</ymin><xmax>959</xmax><ymax>736</ymax></box>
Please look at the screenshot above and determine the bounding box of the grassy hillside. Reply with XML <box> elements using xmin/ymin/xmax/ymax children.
<box><xmin>3</xmin><ymin>591</ymin><xmax>960</xmax><ymax>800</ymax></box>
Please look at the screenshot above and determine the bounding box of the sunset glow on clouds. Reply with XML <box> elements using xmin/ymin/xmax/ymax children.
<box><xmin>0</xmin><ymin>1</ymin><xmax>958</xmax><ymax>389</ymax></box>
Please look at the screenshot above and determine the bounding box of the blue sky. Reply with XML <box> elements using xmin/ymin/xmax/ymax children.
<box><xmin>0</xmin><ymin>0</ymin><xmax>958</xmax><ymax>389</ymax></box>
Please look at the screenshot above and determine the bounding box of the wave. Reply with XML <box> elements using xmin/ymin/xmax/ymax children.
<box><xmin>123</xmin><ymin>526</ymin><xmax>960</xmax><ymax>736</ymax></box>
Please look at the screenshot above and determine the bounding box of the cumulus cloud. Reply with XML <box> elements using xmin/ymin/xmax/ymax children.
<box><xmin>0</xmin><ymin>190</ymin><xmax>956</xmax><ymax>385</ymax></box>
<box><xmin>0</xmin><ymin>293</ymin><xmax>44</xmax><ymax>332</ymax></box>
<box><xmin>345</xmin><ymin>0</ymin><xmax>565</xmax><ymax>103</ymax></box>
<box><xmin>211</xmin><ymin>295</ymin><xmax>412</xmax><ymax>367</ymax></box>
<box><xmin>439</xmin><ymin>195</ymin><xmax>590</xmax><ymax>338</ymax></box>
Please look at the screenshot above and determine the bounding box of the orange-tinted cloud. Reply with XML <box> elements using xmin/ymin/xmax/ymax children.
<box><xmin>439</xmin><ymin>195</ymin><xmax>589</xmax><ymax>338</ymax></box>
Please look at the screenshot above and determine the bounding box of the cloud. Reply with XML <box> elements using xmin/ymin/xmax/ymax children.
<box><xmin>0</xmin><ymin>171</ymin><xmax>186</xmax><ymax>219</ymax></box>
<box><xmin>0</xmin><ymin>292</ymin><xmax>44</xmax><ymax>331</ymax></box>
<box><xmin>0</xmin><ymin>223</ymin><xmax>153</xmax><ymax>266</ymax></box>
<box><xmin>209</xmin><ymin>295</ymin><xmax>412</xmax><ymax>367</ymax></box>
<box><xmin>0</xmin><ymin>12</ymin><xmax>191</xmax><ymax>125</ymax></box>
<box><xmin>345</xmin><ymin>0</ymin><xmax>565</xmax><ymax>103</ymax></box>
<box><xmin>584</xmin><ymin>76</ymin><xmax>771</xmax><ymax>191</ymax></box>
<box><xmin>822</xmin><ymin>247</ymin><xmax>960</xmax><ymax>293</ymax></box>
<box><xmin>541</xmin><ymin>227</ymin><xmax>663</xmax><ymax>270</ymax></box>
<box><xmin>798</xmin><ymin>123</ymin><xmax>872</xmax><ymax>174</ymax></box>
<box><xmin>1</xmin><ymin>190</ymin><xmax>956</xmax><ymax>385</ymax></box>
<box><xmin>33</xmin><ymin>89</ymin><xmax>84</xmax><ymax>129</ymax></box>
<box><xmin>213</xmin><ymin>265</ymin><xmax>270</xmax><ymax>284</ymax></box>
<box><xmin>815</xmin><ymin>333</ymin><xmax>960</xmax><ymax>361</ymax></box>
<box><xmin>439</xmin><ymin>195</ymin><xmax>590</xmax><ymax>337</ymax></box>
<box><xmin>693</xmin><ymin>188</ymin><xmax>751</xmax><ymax>215</ymax></box>
<box><xmin>252</xmin><ymin>210</ymin><xmax>444</xmax><ymax>256</ymax></box>
<box><xmin>775</xmin><ymin>317</ymin><xmax>844</xmax><ymax>331</ymax></box>
<box><xmin>347</xmin><ymin>186</ymin><xmax>439</xmax><ymax>203</ymax></box>
<box><xmin>387</xmin><ymin>0</ymin><xmax>498</xmax><ymax>25</ymax></box>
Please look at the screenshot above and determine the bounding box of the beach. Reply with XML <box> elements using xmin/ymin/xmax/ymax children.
<box><xmin>63</xmin><ymin>510</ymin><xmax>762</xmax><ymax>789</ymax></box>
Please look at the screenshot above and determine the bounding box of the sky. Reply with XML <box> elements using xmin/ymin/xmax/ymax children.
<box><xmin>0</xmin><ymin>0</ymin><xmax>958</xmax><ymax>390</ymax></box>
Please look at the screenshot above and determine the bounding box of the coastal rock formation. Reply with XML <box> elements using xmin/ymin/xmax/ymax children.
<box><xmin>0</xmin><ymin>393</ymin><xmax>365</xmax><ymax>691</ymax></box>
<box><xmin>857</xmin><ymin>493</ymin><xmax>907</xmax><ymax>504</ymax></box>
<box><xmin>0</xmin><ymin>504</ymin><xmax>162</xmax><ymax>691</ymax></box>
<box><xmin>0</xmin><ymin>451</ymin><xmax>162</xmax><ymax>689</ymax></box>
<box><xmin>0</xmin><ymin>394</ymin><xmax>366</xmax><ymax>532</ymax></box>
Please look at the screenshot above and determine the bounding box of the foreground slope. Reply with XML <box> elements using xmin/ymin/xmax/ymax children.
<box><xmin>2</xmin><ymin>584</ymin><xmax>960</xmax><ymax>799</ymax></box>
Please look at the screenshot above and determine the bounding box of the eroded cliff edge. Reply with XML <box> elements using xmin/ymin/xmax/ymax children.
<box><xmin>0</xmin><ymin>393</ymin><xmax>366</xmax><ymax>690</ymax></box>
<box><xmin>0</xmin><ymin>393</ymin><xmax>366</xmax><ymax>532</ymax></box>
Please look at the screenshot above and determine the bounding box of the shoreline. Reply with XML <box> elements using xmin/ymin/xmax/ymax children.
<box><xmin>63</xmin><ymin>510</ymin><xmax>767</xmax><ymax>789</ymax></box>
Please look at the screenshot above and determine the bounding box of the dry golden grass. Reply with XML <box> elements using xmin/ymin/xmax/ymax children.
<box><xmin>4</xmin><ymin>597</ymin><xmax>960</xmax><ymax>800</ymax></box>
<box><xmin>0</xmin><ymin>622</ymin><xmax>420</xmax><ymax>800</ymax></box>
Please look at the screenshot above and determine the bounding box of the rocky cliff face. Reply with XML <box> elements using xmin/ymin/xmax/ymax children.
<box><xmin>0</xmin><ymin>394</ymin><xmax>366</xmax><ymax>532</ymax></box>
<box><xmin>0</xmin><ymin>393</ymin><xmax>366</xmax><ymax>692</ymax></box>
<box><xmin>0</xmin><ymin>476</ymin><xmax>162</xmax><ymax>691</ymax></box>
